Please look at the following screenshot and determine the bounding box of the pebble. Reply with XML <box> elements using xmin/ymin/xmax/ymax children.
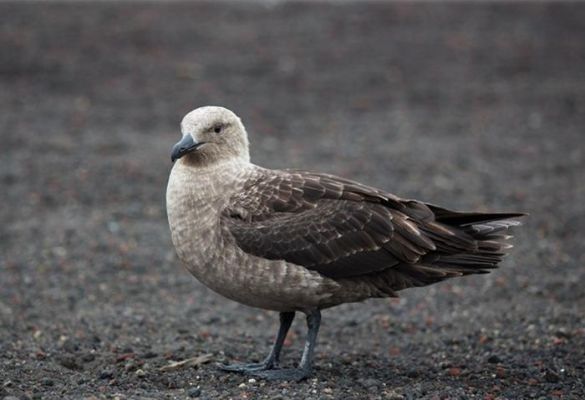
<box><xmin>124</xmin><ymin>360</ymin><xmax>140</xmax><ymax>372</ymax></box>
<box><xmin>187</xmin><ymin>387</ymin><xmax>202</xmax><ymax>398</ymax></box>
<box><xmin>135</xmin><ymin>369</ymin><xmax>146</xmax><ymax>378</ymax></box>
<box><xmin>142</xmin><ymin>351</ymin><xmax>158</xmax><ymax>359</ymax></box>
<box><xmin>361</xmin><ymin>378</ymin><xmax>381</xmax><ymax>389</ymax></box>
<box><xmin>58</xmin><ymin>355</ymin><xmax>82</xmax><ymax>370</ymax></box>
<box><xmin>407</xmin><ymin>369</ymin><xmax>420</xmax><ymax>378</ymax></box>
<box><xmin>61</xmin><ymin>338</ymin><xmax>80</xmax><ymax>353</ymax></box>
<box><xmin>487</xmin><ymin>355</ymin><xmax>501</xmax><ymax>364</ymax></box>
<box><xmin>383</xmin><ymin>390</ymin><xmax>405</xmax><ymax>400</ymax></box>
<box><xmin>544</xmin><ymin>370</ymin><xmax>560</xmax><ymax>383</ymax></box>
<box><xmin>41</xmin><ymin>378</ymin><xmax>54</xmax><ymax>387</ymax></box>
<box><xmin>99</xmin><ymin>370</ymin><xmax>114</xmax><ymax>380</ymax></box>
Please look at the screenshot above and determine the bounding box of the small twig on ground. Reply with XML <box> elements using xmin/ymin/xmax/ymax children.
<box><xmin>159</xmin><ymin>354</ymin><xmax>213</xmax><ymax>372</ymax></box>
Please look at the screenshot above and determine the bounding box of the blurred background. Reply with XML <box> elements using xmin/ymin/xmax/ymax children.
<box><xmin>1</xmin><ymin>2</ymin><xmax>584</xmax><ymax>399</ymax></box>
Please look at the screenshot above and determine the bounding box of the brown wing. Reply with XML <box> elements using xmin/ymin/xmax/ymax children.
<box><xmin>222</xmin><ymin>169</ymin><xmax>440</xmax><ymax>279</ymax></box>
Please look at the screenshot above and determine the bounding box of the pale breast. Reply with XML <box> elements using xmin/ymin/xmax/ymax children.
<box><xmin>166</xmin><ymin>160</ymin><xmax>348</xmax><ymax>312</ymax></box>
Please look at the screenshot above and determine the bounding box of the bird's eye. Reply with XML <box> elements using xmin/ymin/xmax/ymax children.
<box><xmin>213</xmin><ymin>125</ymin><xmax>223</xmax><ymax>134</ymax></box>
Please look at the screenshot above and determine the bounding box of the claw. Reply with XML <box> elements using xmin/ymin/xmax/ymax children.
<box><xmin>248</xmin><ymin>368</ymin><xmax>312</xmax><ymax>382</ymax></box>
<box><xmin>219</xmin><ymin>361</ymin><xmax>274</xmax><ymax>373</ymax></box>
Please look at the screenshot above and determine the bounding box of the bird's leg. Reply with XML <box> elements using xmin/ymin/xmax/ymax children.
<box><xmin>248</xmin><ymin>309</ymin><xmax>321</xmax><ymax>381</ymax></box>
<box><xmin>220</xmin><ymin>311</ymin><xmax>295</xmax><ymax>373</ymax></box>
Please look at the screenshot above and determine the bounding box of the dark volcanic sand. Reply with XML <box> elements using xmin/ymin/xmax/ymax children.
<box><xmin>1</xmin><ymin>2</ymin><xmax>584</xmax><ymax>399</ymax></box>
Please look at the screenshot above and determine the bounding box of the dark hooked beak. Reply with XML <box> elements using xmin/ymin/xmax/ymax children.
<box><xmin>171</xmin><ymin>135</ymin><xmax>204</xmax><ymax>162</ymax></box>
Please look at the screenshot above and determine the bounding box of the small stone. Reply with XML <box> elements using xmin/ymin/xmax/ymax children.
<box><xmin>323</xmin><ymin>388</ymin><xmax>333</xmax><ymax>394</ymax></box>
<box><xmin>124</xmin><ymin>360</ymin><xmax>140</xmax><ymax>372</ymax></box>
<box><xmin>555</xmin><ymin>330</ymin><xmax>572</xmax><ymax>339</ymax></box>
<box><xmin>58</xmin><ymin>355</ymin><xmax>82</xmax><ymax>371</ymax></box>
<box><xmin>61</xmin><ymin>338</ymin><xmax>79</xmax><ymax>353</ymax></box>
<box><xmin>135</xmin><ymin>369</ymin><xmax>146</xmax><ymax>378</ymax></box>
<box><xmin>383</xmin><ymin>390</ymin><xmax>405</xmax><ymax>400</ymax></box>
<box><xmin>187</xmin><ymin>387</ymin><xmax>202</xmax><ymax>398</ymax></box>
<box><xmin>361</xmin><ymin>378</ymin><xmax>380</xmax><ymax>389</ymax></box>
<box><xmin>487</xmin><ymin>355</ymin><xmax>501</xmax><ymax>364</ymax></box>
<box><xmin>406</xmin><ymin>369</ymin><xmax>420</xmax><ymax>378</ymax></box>
<box><xmin>99</xmin><ymin>370</ymin><xmax>114</xmax><ymax>380</ymax></box>
<box><xmin>360</xmin><ymin>378</ymin><xmax>382</xmax><ymax>392</ymax></box>
<box><xmin>41</xmin><ymin>378</ymin><xmax>54</xmax><ymax>387</ymax></box>
<box><xmin>238</xmin><ymin>383</ymin><xmax>247</xmax><ymax>388</ymax></box>
<box><xmin>247</xmin><ymin>378</ymin><xmax>256</xmax><ymax>384</ymax></box>
<box><xmin>163</xmin><ymin>376</ymin><xmax>179</xmax><ymax>389</ymax></box>
<box><xmin>544</xmin><ymin>370</ymin><xmax>560</xmax><ymax>383</ymax></box>
<box><xmin>142</xmin><ymin>351</ymin><xmax>157</xmax><ymax>359</ymax></box>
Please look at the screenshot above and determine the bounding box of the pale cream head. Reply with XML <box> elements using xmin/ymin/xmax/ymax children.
<box><xmin>172</xmin><ymin>106</ymin><xmax>250</xmax><ymax>165</ymax></box>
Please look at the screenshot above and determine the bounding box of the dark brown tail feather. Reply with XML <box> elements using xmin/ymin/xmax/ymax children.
<box><xmin>395</xmin><ymin>210</ymin><xmax>524</xmax><ymax>289</ymax></box>
<box><xmin>426</xmin><ymin>204</ymin><xmax>526</xmax><ymax>226</ymax></box>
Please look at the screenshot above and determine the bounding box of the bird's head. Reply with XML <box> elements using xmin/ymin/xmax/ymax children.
<box><xmin>171</xmin><ymin>106</ymin><xmax>250</xmax><ymax>165</ymax></box>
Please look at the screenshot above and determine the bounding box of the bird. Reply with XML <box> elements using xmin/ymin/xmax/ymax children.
<box><xmin>166</xmin><ymin>106</ymin><xmax>524</xmax><ymax>381</ymax></box>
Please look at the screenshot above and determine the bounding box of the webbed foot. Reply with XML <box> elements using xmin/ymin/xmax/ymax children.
<box><xmin>219</xmin><ymin>361</ymin><xmax>275</xmax><ymax>373</ymax></box>
<box><xmin>247</xmin><ymin>367</ymin><xmax>311</xmax><ymax>382</ymax></box>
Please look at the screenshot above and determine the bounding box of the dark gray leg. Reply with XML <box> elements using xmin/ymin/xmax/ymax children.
<box><xmin>220</xmin><ymin>311</ymin><xmax>295</xmax><ymax>373</ymax></box>
<box><xmin>299</xmin><ymin>309</ymin><xmax>321</xmax><ymax>371</ymax></box>
<box><xmin>248</xmin><ymin>309</ymin><xmax>321</xmax><ymax>381</ymax></box>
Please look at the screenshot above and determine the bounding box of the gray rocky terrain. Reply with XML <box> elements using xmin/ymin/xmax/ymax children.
<box><xmin>1</xmin><ymin>2</ymin><xmax>584</xmax><ymax>399</ymax></box>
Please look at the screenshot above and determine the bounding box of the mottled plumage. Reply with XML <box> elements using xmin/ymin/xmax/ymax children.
<box><xmin>166</xmin><ymin>106</ymin><xmax>524</xmax><ymax>381</ymax></box>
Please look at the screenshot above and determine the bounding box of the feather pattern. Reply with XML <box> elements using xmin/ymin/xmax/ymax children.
<box><xmin>222</xmin><ymin>168</ymin><xmax>524</xmax><ymax>290</ymax></box>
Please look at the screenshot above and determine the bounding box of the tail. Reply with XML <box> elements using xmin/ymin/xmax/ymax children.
<box><xmin>393</xmin><ymin>206</ymin><xmax>525</xmax><ymax>288</ymax></box>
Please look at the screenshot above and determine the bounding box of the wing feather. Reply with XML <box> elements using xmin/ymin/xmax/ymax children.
<box><xmin>222</xmin><ymin>168</ymin><xmax>522</xmax><ymax>287</ymax></box>
<box><xmin>223</xmin><ymin>169</ymin><xmax>432</xmax><ymax>278</ymax></box>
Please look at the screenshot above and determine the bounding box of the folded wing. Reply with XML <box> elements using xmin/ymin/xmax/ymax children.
<box><xmin>222</xmin><ymin>169</ymin><xmax>523</xmax><ymax>284</ymax></box>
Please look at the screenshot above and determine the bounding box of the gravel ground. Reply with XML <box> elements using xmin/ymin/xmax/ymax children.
<box><xmin>1</xmin><ymin>2</ymin><xmax>584</xmax><ymax>399</ymax></box>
